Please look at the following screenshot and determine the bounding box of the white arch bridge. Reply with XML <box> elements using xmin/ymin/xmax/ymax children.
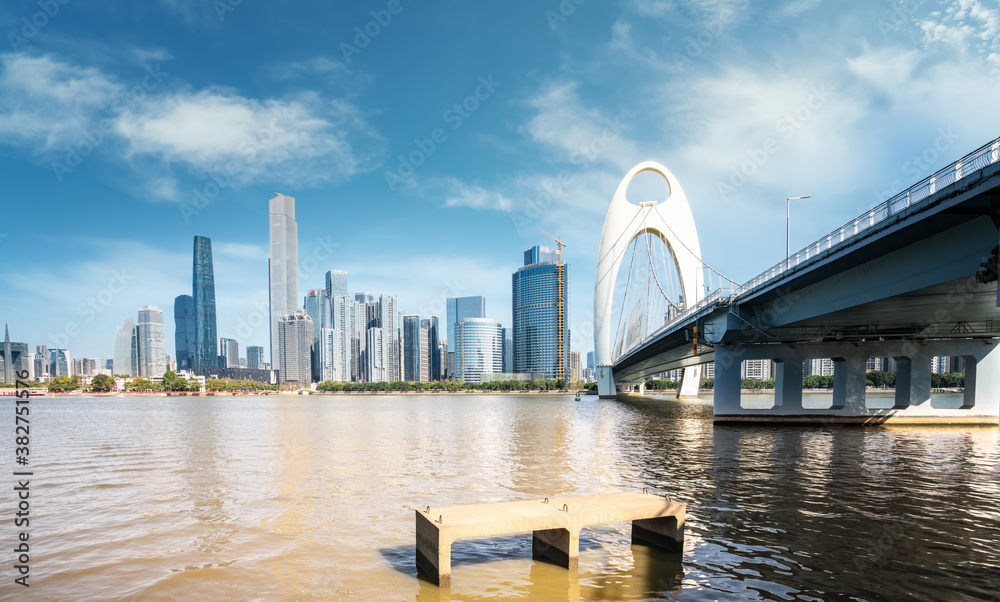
<box><xmin>594</xmin><ymin>137</ymin><xmax>1000</xmax><ymax>425</ymax></box>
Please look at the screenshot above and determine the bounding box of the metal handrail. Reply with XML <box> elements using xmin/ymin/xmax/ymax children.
<box><xmin>618</xmin><ymin>135</ymin><xmax>1000</xmax><ymax>361</ymax></box>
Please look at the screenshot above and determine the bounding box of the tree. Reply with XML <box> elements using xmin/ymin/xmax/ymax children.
<box><xmin>90</xmin><ymin>374</ymin><xmax>115</xmax><ymax>392</ymax></box>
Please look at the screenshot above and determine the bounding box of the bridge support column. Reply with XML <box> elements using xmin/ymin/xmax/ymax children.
<box><xmin>712</xmin><ymin>346</ymin><xmax>743</xmax><ymax>414</ymax></box>
<box><xmin>831</xmin><ymin>356</ymin><xmax>867</xmax><ymax>412</ymax></box>
<box><xmin>677</xmin><ymin>365</ymin><xmax>702</xmax><ymax>400</ymax></box>
<box><xmin>774</xmin><ymin>355</ymin><xmax>803</xmax><ymax>410</ymax></box>
<box><xmin>596</xmin><ymin>365</ymin><xmax>617</xmax><ymax>399</ymax></box>
<box><xmin>532</xmin><ymin>527</ymin><xmax>579</xmax><ymax>569</ymax></box>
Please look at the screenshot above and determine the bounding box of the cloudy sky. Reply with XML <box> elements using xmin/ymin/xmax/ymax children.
<box><xmin>1</xmin><ymin>0</ymin><xmax>999</xmax><ymax>361</ymax></box>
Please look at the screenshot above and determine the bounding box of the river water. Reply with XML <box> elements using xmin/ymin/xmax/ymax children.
<box><xmin>4</xmin><ymin>394</ymin><xmax>999</xmax><ymax>601</ymax></box>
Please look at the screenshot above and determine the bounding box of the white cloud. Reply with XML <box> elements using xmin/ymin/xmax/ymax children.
<box><xmin>266</xmin><ymin>57</ymin><xmax>348</xmax><ymax>80</ymax></box>
<box><xmin>116</xmin><ymin>88</ymin><xmax>382</xmax><ymax>185</ymax></box>
<box><xmin>0</xmin><ymin>53</ymin><xmax>123</xmax><ymax>151</ymax></box>
<box><xmin>441</xmin><ymin>179</ymin><xmax>514</xmax><ymax>211</ymax></box>
<box><xmin>918</xmin><ymin>0</ymin><xmax>1000</xmax><ymax>63</ymax></box>
<box><xmin>776</xmin><ymin>0</ymin><xmax>822</xmax><ymax>18</ymax></box>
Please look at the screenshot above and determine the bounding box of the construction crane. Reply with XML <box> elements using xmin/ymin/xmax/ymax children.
<box><xmin>540</xmin><ymin>230</ymin><xmax>567</xmax><ymax>381</ymax></box>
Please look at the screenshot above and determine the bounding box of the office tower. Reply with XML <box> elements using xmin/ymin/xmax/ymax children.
<box><xmin>586</xmin><ymin>351</ymin><xmax>595</xmax><ymax>370</ymax></box>
<box><xmin>174</xmin><ymin>294</ymin><xmax>195</xmax><ymax>371</ymax></box>
<box><xmin>113</xmin><ymin>318</ymin><xmax>137</xmax><ymax>376</ymax></box>
<box><xmin>136</xmin><ymin>305</ymin><xmax>167</xmax><ymax>379</ymax></box>
<box><xmin>0</xmin><ymin>325</ymin><xmax>28</xmax><ymax>384</ymax></box>
<box><xmin>428</xmin><ymin>315</ymin><xmax>441</xmax><ymax>380</ymax></box>
<box><xmin>366</xmin><ymin>327</ymin><xmax>386</xmax><ymax>382</ymax></box>
<box><xmin>192</xmin><ymin>236</ymin><xmax>218</xmax><ymax>370</ymax></box>
<box><xmin>317</xmin><ymin>327</ymin><xmax>338</xmax><ymax>381</ymax></box>
<box><xmin>304</xmin><ymin>289</ymin><xmax>329</xmax><ymax>381</ymax></box>
<box><xmin>502</xmin><ymin>327</ymin><xmax>512</xmax><ymax>373</ymax></box>
<box><xmin>325</xmin><ymin>270</ymin><xmax>348</xmax><ymax>297</ymax></box>
<box><xmin>570</xmin><ymin>351</ymin><xmax>582</xmax><ymax>382</ymax></box>
<box><xmin>455</xmin><ymin>318</ymin><xmax>503</xmax><ymax>383</ymax></box>
<box><xmin>50</xmin><ymin>349</ymin><xmax>72</xmax><ymax>377</ymax></box>
<box><xmin>512</xmin><ymin>245</ymin><xmax>570</xmax><ymax>380</ymax></box>
<box><xmin>269</xmin><ymin>193</ymin><xmax>299</xmax><ymax>367</ymax></box>
<box><xmin>220</xmin><ymin>338</ymin><xmax>240</xmax><ymax>368</ymax></box>
<box><xmin>247</xmin><ymin>346</ymin><xmax>265</xmax><ymax>370</ymax></box>
<box><xmin>446</xmin><ymin>296</ymin><xmax>485</xmax><ymax>378</ymax></box>
<box><xmin>277</xmin><ymin>310</ymin><xmax>312</xmax><ymax>385</ymax></box>
<box><xmin>403</xmin><ymin>315</ymin><xmax>427</xmax><ymax>382</ymax></box>
<box><xmin>355</xmin><ymin>292</ymin><xmax>374</xmax><ymax>303</ymax></box>
<box><xmin>34</xmin><ymin>345</ymin><xmax>48</xmax><ymax>380</ymax></box>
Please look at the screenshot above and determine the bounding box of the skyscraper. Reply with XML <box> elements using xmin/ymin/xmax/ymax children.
<box><xmin>220</xmin><ymin>338</ymin><xmax>240</xmax><ymax>368</ymax></box>
<box><xmin>113</xmin><ymin>318</ymin><xmax>137</xmax><ymax>376</ymax></box>
<box><xmin>570</xmin><ymin>350</ymin><xmax>582</xmax><ymax>382</ymax></box>
<box><xmin>34</xmin><ymin>345</ymin><xmax>49</xmax><ymax>380</ymax></box>
<box><xmin>247</xmin><ymin>346</ymin><xmax>265</xmax><ymax>370</ymax></box>
<box><xmin>502</xmin><ymin>327</ymin><xmax>513</xmax><ymax>373</ymax></box>
<box><xmin>330</xmin><ymin>292</ymin><xmax>355</xmax><ymax>382</ymax></box>
<box><xmin>49</xmin><ymin>349</ymin><xmax>71</xmax><ymax>377</ymax></box>
<box><xmin>379</xmin><ymin>295</ymin><xmax>402</xmax><ymax>381</ymax></box>
<box><xmin>446</xmin><ymin>296</ymin><xmax>485</xmax><ymax>378</ymax></box>
<box><xmin>136</xmin><ymin>305</ymin><xmax>167</xmax><ymax>378</ymax></box>
<box><xmin>304</xmin><ymin>289</ymin><xmax>329</xmax><ymax>381</ymax></box>
<box><xmin>174</xmin><ymin>294</ymin><xmax>195</xmax><ymax>371</ymax></box>
<box><xmin>513</xmin><ymin>245</ymin><xmax>570</xmax><ymax>380</ymax></box>
<box><xmin>455</xmin><ymin>318</ymin><xmax>503</xmax><ymax>383</ymax></box>
<box><xmin>325</xmin><ymin>270</ymin><xmax>348</xmax><ymax>297</ymax></box>
<box><xmin>269</xmin><ymin>193</ymin><xmax>299</xmax><ymax>367</ymax></box>
<box><xmin>2</xmin><ymin>324</ymin><xmax>10</xmax><ymax>385</ymax></box>
<box><xmin>365</xmin><ymin>327</ymin><xmax>386</xmax><ymax>383</ymax></box>
<box><xmin>429</xmin><ymin>315</ymin><xmax>441</xmax><ymax>381</ymax></box>
<box><xmin>277</xmin><ymin>310</ymin><xmax>312</xmax><ymax>385</ymax></box>
<box><xmin>192</xmin><ymin>235</ymin><xmax>218</xmax><ymax>370</ymax></box>
<box><xmin>403</xmin><ymin>315</ymin><xmax>426</xmax><ymax>382</ymax></box>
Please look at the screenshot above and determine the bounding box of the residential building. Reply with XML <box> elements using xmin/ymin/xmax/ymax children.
<box><xmin>512</xmin><ymin>245</ymin><xmax>570</xmax><ymax>380</ymax></box>
<box><xmin>455</xmin><ymin>318</ymin><xmax>503</xmax><ymax>384</ymax></box>
<box><xmin>317</xmin><ymin>327</ymin><xmax>338</xmax><ymax>382</ymax></box>
<box><xmin>269</xmin><ymin>193</ymin><xmax>299</xmax><ymax>367</ymax></box>
<box><xmin>366</xmin><ymin>327</ymin><xmax>386</xmax><ymax>382</ymax></box>
<box><xmin>174</xmin><ymin>294</ymin><xmax>195</xmax><ymax>371</ymax></box>
<box><xmin>136</xmin><ymin>305</ymin><xmax>167</xmax><ymax>379</ymax></box>
<box><xmin>403</xmin><ymin>315</ymin><xmax>429</xmax><ymax>382</ymax></box>
<box><xmin>277</xmin><ymin>310</ymin><xmax>312</xmax><ymax>385</ymax></box>
<box><xmin>570</xmin><ymin>350</ymin><xmax>582</xmax><ymax>382</ymax></box>
<box><xmin>741</xmin><ymin>359</ymin><xmax>773</xmax><ymax>381</ymax></box>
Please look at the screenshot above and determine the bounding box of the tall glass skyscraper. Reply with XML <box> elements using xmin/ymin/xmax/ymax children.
<box><xmin>113</xmin><ymin>318</ymin><xmax>137</xmax><ymax>376</ymax></box>
<box><xmin>512</xmin><ymin>245</ymin><xmax>570</xmax><ymax>380</ymax></box>
<box><xmin>192</xmin><ymin>235</ymin><xmax>218</xmax><ymax>370</ymax></box>
<box><xmin>304</xmin><ymin>289</ymin><xmax>329</xmax><ymax>381</ymax></box>
<box><xmin>269</xmin><ymin>194</ymin><xmax>299</xmax><ymax>366</ymax></box>
<box><xmin>403</xmin><ymin>315</ymin><xmax>428</xmax><ymax>382</ymax></box>
<box><xmin>174</xmin><ymin>294</ymin><xmax>195</xmax><ymax>371</ymax></box>
<box><xmin>429</xmin><ymin>315</ymin><xmax>441</xmax><ymax>381</ymax></box>
<box><xmin>220</xmin><ymin>338</ymin><xmax>240</xmax><ymax>368</ymax></box>
<box><xmin>247</xmin><ymin>346</ymin><xmax>265</xmax><ymax>370</ymax></box>
<box><xmin>455</xmin><ymin>318</ymin><xmax>503</xmax><ymax>383</ymax></box>
<box><xmin>136</xmin><ymin>305</ymin><xmax>167</xmax><ymax>378</ymax></box>
<box><xmin>446</xmin><ymin>296</ymin><xmax>486</xmax><ymax>353</ymax></box>
<box><xmin>325</xmin><ymin>270</ymin><xmax>348</xmax><ymax>297</ymax></box>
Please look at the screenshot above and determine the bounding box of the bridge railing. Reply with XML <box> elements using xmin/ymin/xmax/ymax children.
<box><xmin>617</xmin><ymin>135</ymin><xmax>1000</xmax><ymax>362</ymax></box>
<box><xmin>733</xmin><ymin>135</ymin><xmax>1000</xmax><ymax>299</ymax></box>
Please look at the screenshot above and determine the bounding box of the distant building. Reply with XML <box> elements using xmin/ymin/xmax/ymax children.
<box><xmin>326</xmin><ymin>270</ymin><xmax>348</xmax><ymax>297</ymax></box>
<box><xmin>366</xmin><ymin>327</ymin><xmax>386</xmax><ymax>383</ymax></box>
<box><xmin>278</xmin><ymin>310</ymin><xmax>312</xmax><ymax>385</ymax></box>
<box><xmin>34</xmin><ymin>345</ymin><xmax>49</xmax><ymax>380</ymax></box>
<box><xmin>569</xmin><ymin>350</ymin><xmax>582</xmax><ymax>382</ymax></box>
<box><xmin>193</xmin><ymin>235</ymin><xmax>219</xmax><ymax>371</ymax></box>
<box><xmin>317</xmin><ymin>327</ymin><xmax>339</xmax><ymax>382</ymax></box>
<box><xmin>741</xmin><ymin>359</ymin><xmax>773</xmax><ymax>380</ymax></box>
<box><xmin>403</xmin><ymin>315</ymin><xmax>428</xmax><ymax>382</ymax></box>
<box><xmin>455</xmin><ymin>318</ymin><xmax>503</xmax><ymax>383</ymax></box>
<box><xmin>174</xmin><ymin>294</ymin><xmax>195</xmax><ymax>371</ymax></box>
<box><xmin>247</xmin><ymin>346</ymin><xmax>265</xmax><ymax>370</ymax></box>
<box><xmin>586</xmin><ymin>351</ymin><xmax>595</xmax><ymax>370</ymax></box>
<box><xmin>304</xmin><ymin>289</ymin><xmax>329</xmax><ymax>381</ymax></box>
<box><xmin>220</xmin><ymin>338</ymin><xmax>240</xmax><ymax>368</ymax></box>
<box><xmin>0</xmin><ymin>325</ymin><xmax>28</xmax><ymax>384</ymax></box>
<box><xmin>113</xmin><ymin>318</ymin><xmax>136</xmax><ymax>376</ymax></box>
<box><xmin>804</xmin><ymin>358</ymin><xmax>834</xmax><ymax>376</ymax></box>
<box><xmin>502</xmin><ymin>327</ymin><xmax>513</xmax><ymax>374</ymax></box>
<box><xmin>512</xmin><ymin>245</ymin><xmax>570</xmax><ymax>380</ymax></box>
<box><xmin>330</xmin><ymin>287</ymin><xmax>355</xmax><ymax>382</ymax></box>
<box><xmin>446</xmin><ymin>296</ymin><xmax>485</xmax><ymax>379</ymax></box>
<box><xmin>269</xmin><ymin>194</ymin><xmax>299</xmax><ymax>367</ymax></box>
<box><xmin>50</xmin><ymin>348</ymin><xmax>71</xmax><ymax>377</ymax></box>
<box><xmin>136</xmin><ymin>305</ymin><xmax>167</xmax><ymax>379</ymax></box>
<box><xmin>429</xmin><ymin>315</ymin><xmax>442</xmax><ymax>381</ymax></box>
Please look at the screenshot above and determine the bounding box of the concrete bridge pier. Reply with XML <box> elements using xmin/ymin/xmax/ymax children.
<box><xmin>712</xmin><ymin>339</ymin><xmax>1000</xmax><ymax>424</ymax></box>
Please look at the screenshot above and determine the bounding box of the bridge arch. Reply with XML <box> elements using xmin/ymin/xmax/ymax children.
<box><xmin>594</xmin><ymin>161</ymin><xmax>704</xmax><ymax>366</ymax></box>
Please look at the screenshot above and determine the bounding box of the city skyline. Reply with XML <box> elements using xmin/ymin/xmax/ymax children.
<box><xmin>2</xmin><ymin>1</ymin><xmax>999</xmax><ymax>361</ymax></box>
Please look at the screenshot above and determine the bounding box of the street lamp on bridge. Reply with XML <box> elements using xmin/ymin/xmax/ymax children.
<box><xmin>786</xmin><ymin>195</ymin><xmax>812</xmax><ymax>259</ymax></box>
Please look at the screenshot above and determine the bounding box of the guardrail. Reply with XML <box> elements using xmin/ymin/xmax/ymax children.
<box><xmin>616</xmin><ymin>135</ymin><xmax>1000</xmax><ymax>362</ymax></box>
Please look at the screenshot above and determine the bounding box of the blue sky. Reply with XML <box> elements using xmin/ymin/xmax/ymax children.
<box><xmin>1</xmin><ymin>0</ymin><xmax>1000</xmax><ymax>361</ymax></box>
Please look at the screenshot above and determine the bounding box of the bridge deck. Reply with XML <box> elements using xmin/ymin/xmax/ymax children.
<box><xmin>415</xmin><ymin>491</ymin><xmax>685</xmax><ymax>587</ymax></box>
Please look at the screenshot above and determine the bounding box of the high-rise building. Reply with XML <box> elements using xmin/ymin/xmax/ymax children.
<box><xmin>355</xmin><ymin>292</ymin><xmax>374</xmax><ymax>303</ymax></box>
<box><xmin>428</xmin><ymin>315</ymin><xmax>441</xmax><ymax>381</ymax></box>
<box><xmin>455</xmin><ymin>318</ymin><xmax>503</xmax><ymax>384</ymax></box>
<box><xmin>113</xmin><ymin>318</ymin><xmax>136</xmax><ymax>376</ymax></box>
<box><xmin>446</xmin><ymin>296</ymin><xmax>485</xmax><ymax>378</ymax></box>
<box><xmin>0</xmin><ymin>325</ymin><xmax>28</xmax><ymax>384</ymax></box>
<box><xmin>50</xmin><ymin>349</ymin><xmax>71</xmax><ymax>377</ymax></box>
<box><xmin>366</xmin><ymin>327</ymin><xmax>386</xmax><ymax>382</ymax></box>
<box><xmin>569</xmin><ymin>350</ymin><xmax>582</xmax><ymax>382</ymax></box>
<box><xmin>512</xmin><ymin>245</ymin><xmax>570</xmax><ymax>380</ymax></box>
<box><xmin>277</xmin><ymin>310</ymin><xmax>312</xmax><ymax>385</ymax></box>
<box><xmin>403</xmin><ymin>315</ymin><xmax>428</xmax><ymax>382</ymax></box>
<box><xmin>269</xmin><ymin>193</ymin><xmax>299</xmax><ymax>367</ymax></box>
<box><xmin>586</xmin><ymin>351</ymin><xmax>595</xmax><ymax>370</ymax></box>
<box><xmin>33</xmin><ymin>345</ymin><xmax>49</xmax><ymax>380</ymax></box>
<box><xmin>192</xmin><ymin>236</ymin><xmax>218</xmax><ymax>370</ymax></box>
<box><xmin>136</xmin><ymin>305</ymin><xmax>167</xmax><ymax>379</ymax></box>
<box><xmin>329</xmin><ymin>287</ymin><xmax>355</xmax><ymax>382</ymax></box>
<box><xmin>741</xmin><ymin>359</ymin><xmax>773</xmax><ymax>380</ymax></box>
<box><xmin>317</xmin><ymin>327</ymin><xmax>339</xmax><ymax>382</ymax></box>
<box><xmin>220</xmin><ymin>338</ymin><xmax>240</xmax><ymax>368</ymax></box>
<box><xmin>379</xmin><ymin>295</ymin><xmax>402</xmax><ymax>381</ymax></box>
<box><xmin>174</xmin><ymin>294</ymin><xmax>195</xmax><ymax>371</ymax></box>
<box><xmin>304</xmin><ymin>289</ymin><xmax>329</xmax><ymax>381</ymax></box>
<box><xmin>420</xmin><ymin>318</ymin><xmax>431</xmax><ymax>382</ymax></box>
<box><xmin>502</xmin><ymin>327</ymin><xmax>513</xmax><ymax>373</ymax></box>
<box><xmin>247</xmin><ymin>346</ymin><xmax>265</xmax><ymax>370</ymax></box>
<box><xmin>326</xmin><ymin>270</ymin><xmax>348</xmax><ymax>297</ymax></box>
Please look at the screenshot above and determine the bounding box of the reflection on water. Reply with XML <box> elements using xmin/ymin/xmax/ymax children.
<box><xmin>6</xmin><ymin>394</ymin><xmax>999</xmax><ymax>600</ymax></box>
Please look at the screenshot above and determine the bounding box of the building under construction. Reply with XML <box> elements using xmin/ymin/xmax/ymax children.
<box><xmin>511</xmin><ymin>241</ymin><xmax>571</xmax><ymax>381</ymax></box>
